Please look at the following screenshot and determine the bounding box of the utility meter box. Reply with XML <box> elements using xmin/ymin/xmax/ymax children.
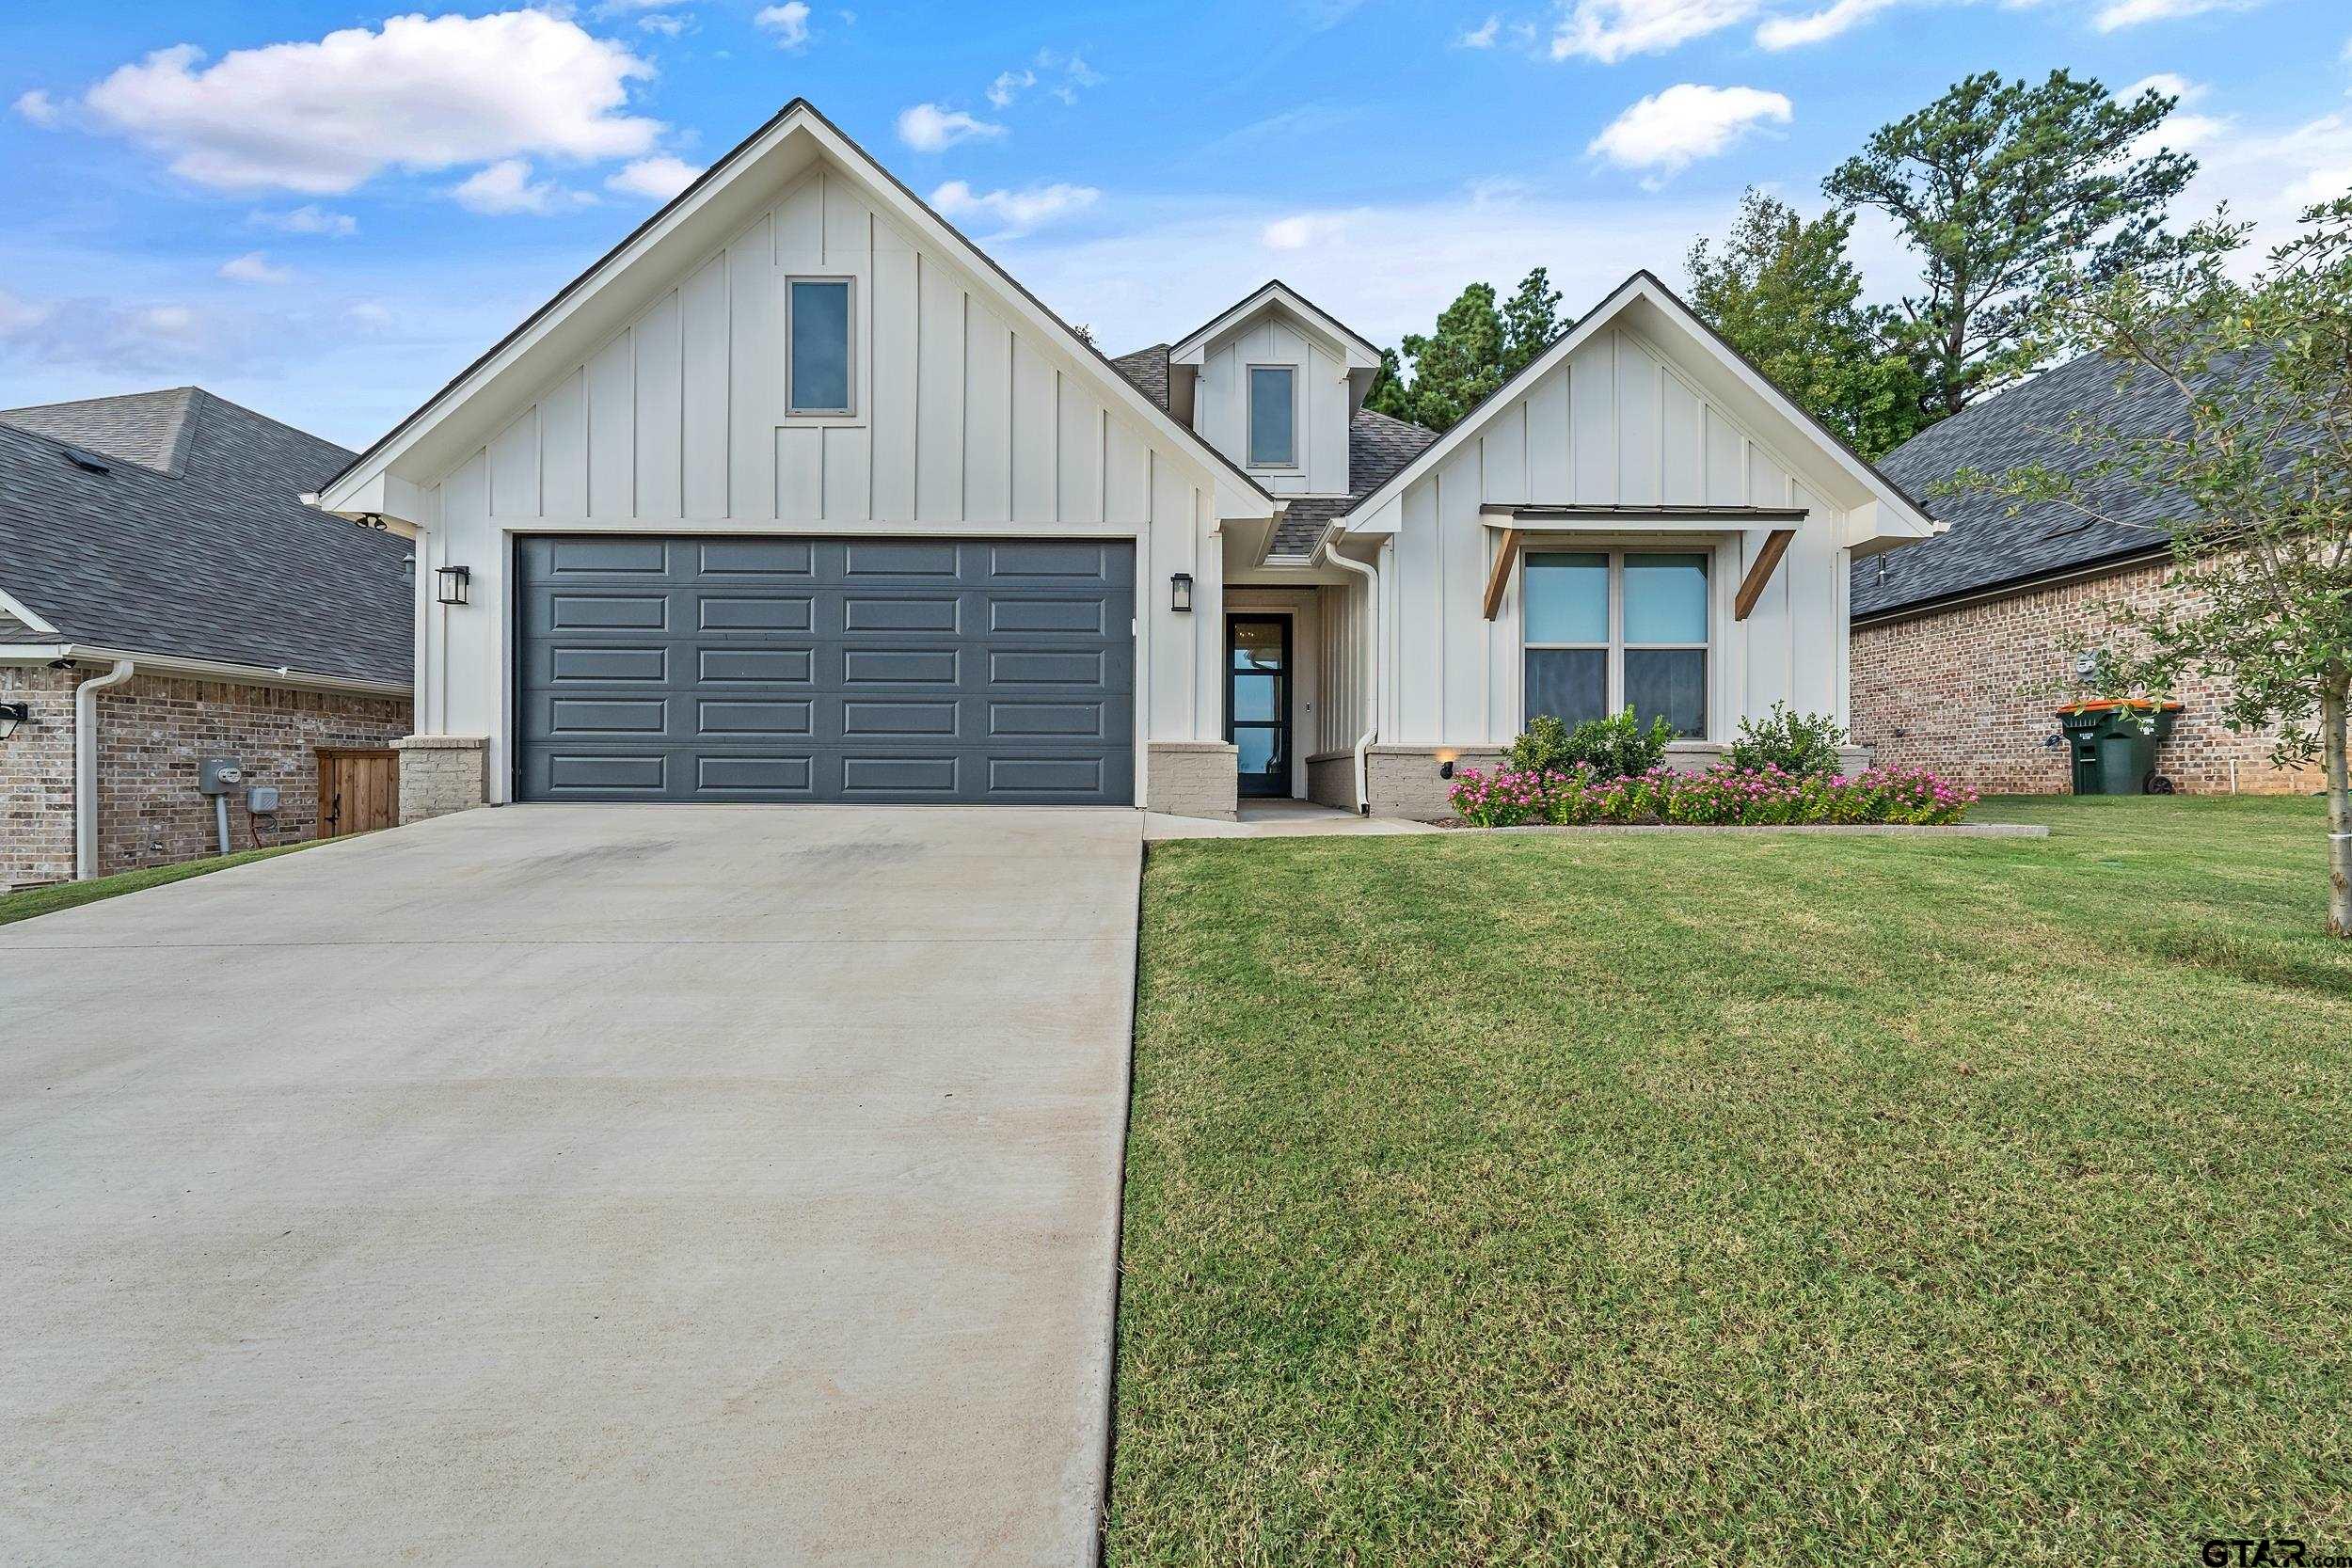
<box><xmin>198</xmin><ymin>757</ymin><xmax>245</xmax><ymax>795</ymax></box>
<box><xmin>246</xmin><ymin>785</ymin><xmax>280</xmax><ymax>815</ymax></box>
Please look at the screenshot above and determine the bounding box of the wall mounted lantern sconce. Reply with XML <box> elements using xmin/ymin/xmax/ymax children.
<box><xmin>435</xmin><ymin>564</ymin><xmax>473</xmax><ymax>607</ymax></box>
<box><xmin>1435</xmin><ymin>748</ymin><xmax>1459</xmax><ymax>780</ymax></box>
<box><xmin>0</xmin><ymin>701</ymin><xmax>27</xmax><ymax>741</ymax></box>
<box><xmin>1169</xmin><ymin>572</ymin><xmax>1193</xmax><ymax>613</ymax></box>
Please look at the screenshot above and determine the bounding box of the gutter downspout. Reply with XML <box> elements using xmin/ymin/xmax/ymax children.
<box><xmin>1317</xmin><ymin>529</ymin><xmax>1380</xmax><ymax>816</ymax></box>
<box><xmin>74</xmin><ymin>657</ymin><xmax>135</xmax><ymax>880</ymax></box>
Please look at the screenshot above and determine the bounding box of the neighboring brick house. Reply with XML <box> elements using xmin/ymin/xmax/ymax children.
<box><xmin>1851</xmin><ymin>352</ymin><xmax>2323</xmax><ymax>796</ymax></box>
<box><xmin>1</xmin><ymin>388</ymin><xmax>413</xmax><ymax>889</ymax></box>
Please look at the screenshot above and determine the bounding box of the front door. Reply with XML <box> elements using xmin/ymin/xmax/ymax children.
<box><xmin>1227</xmin><ymin>615</ymin><xmax>1291</xmax><ymax>799</ymax></box>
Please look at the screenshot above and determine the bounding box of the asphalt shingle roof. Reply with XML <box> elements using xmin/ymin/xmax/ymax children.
<box><xmin>1107</xmin><ymin>344</ymin><xmax>1169</xmax><ymax>411</ymax></box>
<box><xmin>1852</xmin><ymin>350</ymin><xmax>2245</xmax><ymax>620</ymax></box>
<box><xmin>0</xmin><ymin>388</ymin><xmax>412</xmax><ymax>685</ymax></box>
<box><xmin>1104</xmin><ymin>347</ymin><xmax>1438</xmax><ymax>560</ymax></box>
<box><xmin>1270</xmin><ymin>408</ymin><xmax>1439</xmax><ymax>557</ymax></box>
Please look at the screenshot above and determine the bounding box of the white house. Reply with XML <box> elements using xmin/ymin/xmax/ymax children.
<box><xmin>317</xmin><ymin>100</ymin><xmax>1937</xmax><ymax>822</ymax></box>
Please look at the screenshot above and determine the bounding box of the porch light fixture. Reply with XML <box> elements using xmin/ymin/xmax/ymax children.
<box><xmin>1435</xmin><ymin>747</ymin><xmax>1458</xmax><ymax>780</ymax></box>
<box><xmin>1170</xmin><ymin>572</ymin><xmax>1193</xmax><ymax>613</ymax></box>
<box><xmin>0</xmin><ymin>701</ymin><xmax>26</xmax><ymax>741</ymax></box>
<box><xmin>435</xmin><ymin>564</ymin><xmax>472</xmax><ymax>606</ymax></box>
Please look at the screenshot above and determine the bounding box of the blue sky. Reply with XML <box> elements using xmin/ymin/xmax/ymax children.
<box><xmin>1</xmin><ymin>0</ymin><xmax>2343</xmax><ymax>448</ymax></box>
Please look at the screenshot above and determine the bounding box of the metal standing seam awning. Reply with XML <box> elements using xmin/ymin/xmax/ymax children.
<box><xmin>1477</xmin><ymin>504</ymin><xmax>1806</xmax><ymax>622</ymax></box>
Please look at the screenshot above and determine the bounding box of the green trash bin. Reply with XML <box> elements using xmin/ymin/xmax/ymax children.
<box><xmin>2058</xmin><ymin>707</ymin><xmax>2107</xmax><ymax>795</ymax></box>
<box><xmin>2058</xmin><ymin>703</ymin><xmax>2180</xmax><ymax>794</ymax></box>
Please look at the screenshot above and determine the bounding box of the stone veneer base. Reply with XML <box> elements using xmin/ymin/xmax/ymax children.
<box><xmin>392</xmin><ymin>735</ymin><xmax>489</xmax><ymax>824</ymax></box>
<box><xmin>1144</xmin><ymin>742</ymin><xmax>1239</xmax><ymax>821</ymax></box>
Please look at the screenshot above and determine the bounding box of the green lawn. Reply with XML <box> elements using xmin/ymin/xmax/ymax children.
<box><xmin>1110</xmin><ymin>795</ymin><xmax>2351</xmax><ymax>1565</ymax></box>
<box><xmin>0</xmin><ymin>839</ymin><xmax>321</xmax><ymax>927</ymax></box>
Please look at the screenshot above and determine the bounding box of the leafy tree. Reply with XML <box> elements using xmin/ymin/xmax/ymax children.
<box><xmin>1824</xmin><ymin>70</ymin><xmax>2197</xmax><ymax>424</ymax></box>
<box><xmin>1368</xmin><ymin>267</ymin><xmax>1565</xmax><ymax>432</ymax></box>
<box><xmin>1686</xmin><ymin>189</ymin><xmax>1926</xmax><ymax>458</ymax></box>
<box><xmin>1949</xmin><ymin>199</ymin><xmax>2352</xmax><ymax>936</ymax></box>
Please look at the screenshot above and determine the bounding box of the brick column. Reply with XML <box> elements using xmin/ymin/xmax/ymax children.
<box><xmin>1145</xmin><ymin>742</ymin><xmax>1239</xmax><ymax>821</ymax></box>
<box><xmin>392</xmin><ymin>735</ymin><xmax>487</xmax><ymax>823</ymax></box>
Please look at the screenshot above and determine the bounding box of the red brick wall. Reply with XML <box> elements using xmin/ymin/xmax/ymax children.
<box><xmin>0</xmin><ymin>667</ymin><xmax>411</xmax><ymax>889</ymax></box>
<box><xmin>1851</xmin><ymin>560</ymin><xmax>2323</xmax><ymax>796</ymax></box>
<box><xmin>0</xmin><ymin>665</ymin><xmax>79</xmax><ymax>889</ymax></box>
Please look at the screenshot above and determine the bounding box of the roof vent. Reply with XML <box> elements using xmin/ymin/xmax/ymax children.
<box><xmin>64</xmin><ymin>452</ymin><xmax>110</xmax><ymax>475</ymax></box>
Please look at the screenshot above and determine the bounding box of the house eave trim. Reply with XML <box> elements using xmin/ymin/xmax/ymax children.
<box><xmin>320</xmin><ymin>98</ymin><xmax>1273</xmax><ymax>514</ymax></box>
<box><xmin>1850</xmin><ymin>547</ymin><xmax>2175</xmax><ymax>627</ymax></box>
<box><xmin>1336</xmin><ymin>271</ymin><xmax>1936</xmax><ymax>536</ymax></box>
<box><xmin>0</xmin><ymin>642</ymin><xmax>411</xmax><ymax>698</ymax></box>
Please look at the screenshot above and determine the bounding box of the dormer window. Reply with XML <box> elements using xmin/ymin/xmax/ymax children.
<box><xmin>1248</xmin><ymin>365</ymin><xmax>1296</xmax><ymax>468</ymax></box>
<box><xmin>787</xmin><ymin>277</ymin><xmax>854</xmax><ymax>416</ymax></box>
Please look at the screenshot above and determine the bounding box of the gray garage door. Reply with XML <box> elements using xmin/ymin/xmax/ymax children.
<box><xmin>516</xmin><ymin>535</ymin><xmax>1135</xmax><ymax>803</ymax></box>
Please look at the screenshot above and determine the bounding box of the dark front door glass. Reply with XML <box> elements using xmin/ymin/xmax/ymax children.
<box><xmin>1227</xmin><ymin>615</ymin><xmax>1290</xmax><ymax>798</ymax></box>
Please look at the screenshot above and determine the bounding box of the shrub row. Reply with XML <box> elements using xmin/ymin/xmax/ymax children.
<box><xmin>1448</xmin><ymin>763</ymin><xmax>1980</xmax><ymax>829</ymax></box>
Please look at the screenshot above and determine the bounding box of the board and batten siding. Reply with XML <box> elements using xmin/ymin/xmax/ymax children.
<box><xmin>1363</xmin><ymin>324</ymin><xmax>1851</xmax><ymax>747</ymax></box>
<box><xmin>411</xmin><ymin>161</ymin><xmax>1230</xmax><ymax>800</ymax></box>
<box><xmin>1193</xmin><ymin>315</ymin><xmax>1350</xmax><ymax>497</ymax></box>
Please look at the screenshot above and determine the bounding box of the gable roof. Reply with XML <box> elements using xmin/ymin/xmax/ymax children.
<box><xmin>1850</xmin><ymin>348</ymin><xmax>2241</xmax><ymax>620</ymax></box>
<box><xmin>322</xmin><ymin>100</ymin><xmax>1272</xmax><ymax>517</ymax></box>
<box><xmin>0</xmin><ymin>388</ymin><xmax>411</xmax><ymax>686</ymax></box>
<box><xmin>1337</xmin><ymin>271</ymin><xmax>1936</xmax><ymax>542</ymax></box>
<box><xmin>1168</xmin><ymin>279</ymin><xmax>1383</xmax><ymax>367</ymax></box>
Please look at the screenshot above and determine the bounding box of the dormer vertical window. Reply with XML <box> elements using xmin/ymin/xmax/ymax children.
<box><xmin>787</xmin><ymin>277</ymin><xmax>854</xmax><ymax>416</ymax></box>
<box><xmin>1248</xmin><ymin>365</ymin><xmax>1296</xmax><ymax>467</ymax></box>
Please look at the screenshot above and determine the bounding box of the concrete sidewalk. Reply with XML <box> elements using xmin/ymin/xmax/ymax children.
<box><xmin>0</xmin><ymin>805</ymin><xmax>1141</xmax><ymax>1566</ymax></box>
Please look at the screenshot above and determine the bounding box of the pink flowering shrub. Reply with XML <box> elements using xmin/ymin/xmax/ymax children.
<box><xmin>1448</xmin><ymin>762</ymin><xmax>1978</xmax><ymax>828</ymax></box>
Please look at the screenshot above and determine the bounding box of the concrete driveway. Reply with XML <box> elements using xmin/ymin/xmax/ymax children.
<box><xmin>0</xmin><ymin>805</ymin><xmax>1141</xmax><ymax>1566</ymax></box>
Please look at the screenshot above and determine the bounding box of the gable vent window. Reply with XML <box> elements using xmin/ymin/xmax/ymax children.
<box><xmin>1248</xmin><ymin>365</ymin><xmax>1296</xmax><ymax>468</ymax></box>
<box><xmin>787</xmin><ymin>277</ymin><xmax>854</xmax><ymax>416</ymax></box>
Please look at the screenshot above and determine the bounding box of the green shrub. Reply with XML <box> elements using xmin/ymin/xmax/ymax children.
<box><xmin>1726</xmin><ymin>703</ymin><xmax>1849</xmax><ymax>778</ymax></box>
<box><xmin>1505</xmin><ymin>708</ymin><xmax>1677</xmax><ymax>780</ymax></box>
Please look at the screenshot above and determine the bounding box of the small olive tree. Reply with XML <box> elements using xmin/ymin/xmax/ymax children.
<box><xmin>1950</xmin><ymin>198</ymin><xmax>2352</xmax><ymax>936</ymax></box>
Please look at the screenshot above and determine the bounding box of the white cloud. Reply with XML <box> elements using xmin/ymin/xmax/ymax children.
<box><xmin>12</xmin><ymin>88</ymin><xmax>59</xmax><ymax>127</ymax></box>
<box><xmin>2120</xmin><ymin>73</ymin><xmax>2229</xmax><ymax>154</ymax></box>
<box><xmin>1588</xmin><ymin>84</ymin><xmax>1792</xmax><ymax>182</ymax></box>
<box><xmin>449</xmin><ymin>158</ymin><xmax>579</xmax><ymax>215</ymax></box>
<box><xmin>896</xmin><ymin>103</ymin><xmax>1005</xmax><ymax>153</ymax></box>
<box><xmin>930</xmin><ymin>180</ymin><xmax>1100</xmax><ymax>237</ymax></box>
<box><xmin>606</xmin><ymin>154</ymin><xmax>702</xmax><ymax>199</ymax></box>
<box><xmin>755</xmin><ymin>3</ymin><xmax>812</xmax><ymax>48</ymax></box>
<box><xmin>638</xmin><ymin>14</ymin><xmax>691</xmax><ymax>36</ymax></box>
<box><xmin>1755</xmin><ymin>0</ymin><xmax>1901</xmax><ymax>48</ymax></box>
<box><xmin>345</xmin><ymin>300</ymin><xmax>396</xmax><ymax>332</ymax></box>
<box><xmin>1262</xmin><ymin>213</ymin><xmax>1352</xmax><ymax>250</ymax></box>
<box><xmin>1550</xmin><ymin>0</ymin><xmax>1756</xmax><ymax>63</ymax></box>
<box><xmin>219</xmin><ymin>251</ymin><xmax>294</xmax><ymax>285</ymax></box>
<box><xmin>990</xmin><ymin>50</ymin><xmax>1103</xmax><ymax>109</ymax></box>
<box><xmin>73</xmin><ymin>11</ymin><xmax>660</xmax><ymax>195</ymax></box>
<box><xmin>2095</xmin><ymin>0</ymin><xmax>2259</xmax><ymax>28</ymax></box>
<box><xmin>0</xmin><ymin>290</ymin><xmax>263</xmax><ymax>376</ymax></box>
<box><xmin>248</xmin><ymin>204</ymin><xmax>357</xmax><ymax>236</ymax></box>
<box><xmin>1457</xmin><ymin>15</ymin><xmax>1503</xmax><ymax>46</ymax></box>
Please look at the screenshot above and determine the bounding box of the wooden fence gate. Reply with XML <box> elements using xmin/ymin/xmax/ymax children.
<box><xmin>316</xmin><ymin>748</ymin><xmax>399</xmax><ymax>839</ymax></box>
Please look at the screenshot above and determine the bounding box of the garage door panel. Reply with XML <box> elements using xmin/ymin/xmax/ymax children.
<box><xmin>517</xmin><ymin>535</ymin><xmax>1134</xmax><ymax>804</ymax></box>
<box><xmin>546</xmin><ymin>537</ymin><xmax>670</xmax><ymax>575</ymax></box>
<box><xmin>698</xmin><ymin>538</ymin><xmax>814</xmax><ymax>576</ymax></box>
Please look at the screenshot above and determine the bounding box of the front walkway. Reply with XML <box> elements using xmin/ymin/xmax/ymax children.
<box><xmin>0</xmin><ymin>804</ymin><xmax>1141</xmax><ymax>1566</ymax></box>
